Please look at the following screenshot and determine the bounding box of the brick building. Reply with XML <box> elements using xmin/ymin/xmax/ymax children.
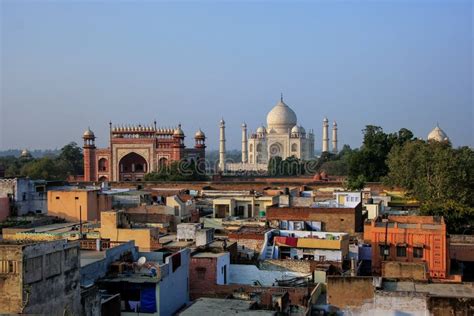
<box><xmin>364</xmin><ymin>216</ymin><xmax>449</xmax><ymax>279</ymax></box>
<box><xmin>82</xmin><ymin>123</ymin><xmax>206</xmax><ymax>182</ymax></box>
<box><xmin>266</xmin><ymin>202</ymin><xmax>363</xmax><ymax>235</ymax></box>
<box><xmin>0</xmin><ymin>239</ymin><xmax>81</xmax><ymax>315</ymax></box>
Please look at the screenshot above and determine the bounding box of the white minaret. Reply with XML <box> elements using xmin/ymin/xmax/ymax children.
<box><xmin>241</xmin><ymin>123</ymin><xmax>248</xmax><ymax>163</ymax></box>
<box><xmin>322</xmin><ymin>117</ymin><xmax>329</xmax><ymax>152</ymax></box>
<box><xmin>218</xmin><ymin>118</ymin><xmax>226</xmax><ymax>172</ymax></box>
<box><xmin>332</xmin><ymin>121</ymin><xmax>338</xmax><ymax>154</ymax></box>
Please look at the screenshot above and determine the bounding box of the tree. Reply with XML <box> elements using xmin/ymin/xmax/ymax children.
<box><xmin>347</xmin><ymin>126</ymin><xmax>415</xmax><ymax>183</ymax></box>
<box><xmin>385</xmin><ymin>141</ymin><xmax>473</xmax><ymax>205</ymax></box>
<box><xmin>345</xmin><ymin>174</ymin><xmax>366</xmax><ymax>191</ymax></box>
<box><xmin>57</xmin><ymin>142</ymin><xmax>83</xmax><ymax>176</ymax></box>
<box><xmin>144</xmin><ymin>160</ymin><xmax>208</xmax><ymax>182</ymax></box>
<box><xmin>385</xmin><ymin>140</ymin><xmax>474</xmax><ymax>233</ymax></box>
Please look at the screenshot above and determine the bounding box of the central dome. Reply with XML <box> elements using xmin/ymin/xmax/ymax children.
<box><xmin>266</xmin><ymin>97</ymin><xmax>297</xmax><ymax>133</ymax></box>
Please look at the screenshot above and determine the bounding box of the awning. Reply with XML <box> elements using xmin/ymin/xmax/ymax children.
<box><xmin>274</xmin><ymin>236</ymin><xmax>298</xmax><ymax>247</ymax></box>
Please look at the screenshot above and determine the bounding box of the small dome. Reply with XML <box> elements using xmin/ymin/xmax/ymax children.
<box><xmin>333</xmin><ymin>121</ymin><xmax>337</xmax><ymax>127</ymax></box>
<box><xmin>83</xmin><ymin>128</ymin><xmax>95</xmax><ymax>138</ymax></box>
<box><xmin>256</xmin><ymin>126</ymin><xmax>267</xmax><ymax>134</ymax></box>
<box><xmin>20</xmin><ymin>149</ymin><xmax>32</xmax><ymax>158</ymax></box>
<box><xmin>195</xmin><ymin>129</ymin><xmax>206</xmax><ymax>139</ymax></box>
<box><xmin>266</xmin><ymin>97</ymin><xmax>297</xmax><ymax>132</ymax></box>
<box><xmin>428</xmin><ymin>125</ymin><xmax>449</xmax><ymax>142</ymax></box>
<box><xmin>291</xmin><ymin>125</ymin><xmax>306</xmax><ymax>134</ymax></box>
<box><xmin>174</xmin><ymin>124</ymin><xmax>184</xmax><ymax>137</ymax></box>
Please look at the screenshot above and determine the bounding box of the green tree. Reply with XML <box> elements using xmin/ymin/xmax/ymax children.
<box><xmin>57</xmin><ymin>142</ymin><xmax>83</xmax><ymax>176</ymax></box>
<box><xmin>345</xmin><ymin>174</ymin><xmax>366</xmax><ymax>191</ymax></box>
<box><xmin>348</xmin><ymin>126</ymin><xmax>414</xmax><ymax>183</ymax></box>
<box><xmin>385</xmin><ymin>140</ymin><xmax>474</xmax><ymax>233</ymax></box>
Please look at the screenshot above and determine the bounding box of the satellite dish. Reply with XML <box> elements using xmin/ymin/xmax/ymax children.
<box><xmin>137</xmin><ymin>256</ymin><xmax>147</xmax><ymax>266</ymax></box>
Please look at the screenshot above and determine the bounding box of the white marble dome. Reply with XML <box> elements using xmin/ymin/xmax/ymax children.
<box><xmin>266</xmin><ymin>98</ymin><xmax>297</xmax><ymax>132</ymax></box>
<box><xmin>427</xmin><ymin>125</ymin><xmax>449</xmax><ymax>142</ymax></box>
<box><xmin>256</xmin><ymin>126</ymin><xmax>267</xmax><ymax>134</ymax></box>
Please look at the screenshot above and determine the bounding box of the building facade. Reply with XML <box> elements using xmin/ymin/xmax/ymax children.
<box><xmin>0</xmin><ymin>239</ymin><xmax>81</xmax><ymax>315</ymax></box>
<box><xmin>82</xmin><ymin>122</ymin><xmax>206</xmax><ymax>182</ymax></box>
<box><xmin>364</xmin><ymin>216</ymin><xmax>449</xmax><ymax>279</ymax></box>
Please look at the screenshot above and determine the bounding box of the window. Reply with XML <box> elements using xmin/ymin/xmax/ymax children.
<box><xmin>318</xmin><ymin>255</ymin><xmax>326</xmax><ymax>262</ymax></box>
<box><xmin>291</xmin><ymin>144</ymin><xmax>298</xmax><ymax>152</ymax></box>
<box><xmin>413</xmin><ymin>247</ymin><xmax>423</xmax><ymax>258</ymax></box>
<box><xmin>396</xmin><ymin>246</ymin><xmax>407</xmax><ymax>257</ymax></box>
<box><xmin>379</xmin><ymin>244</ymin><xmax>390</xmax><ymax>257</ymax></box>
<box><xmin>196</xmin><ymin>267</ymin><xmax>206</xmax><ymax>280</ymax></box>
<box><xmin>56</xmin><ymin>196</ymin><xmax>60</xmax><ymax>200</ymax></box>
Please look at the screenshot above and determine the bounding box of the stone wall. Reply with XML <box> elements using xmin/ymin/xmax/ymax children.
<box><xmin>382</xmin><ymin>261</ymin><xmax>428</xmax><ymax>280</ymax></box>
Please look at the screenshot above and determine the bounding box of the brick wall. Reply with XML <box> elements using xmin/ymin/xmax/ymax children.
<box><xmin>327</xmin><ymin>276</ymin><xmax>374</xmax><ymax>308</ymax></box>
<box><xmin>189</xmin><ymin>257</ymin><xmax>218</xmax><ymax>293</ymax></box>
<box><xmin>267</xmin><ymin>204</ymin><xmax>362</xmax><ymax>234</ymax></box>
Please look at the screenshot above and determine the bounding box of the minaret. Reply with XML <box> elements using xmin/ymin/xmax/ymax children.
<box><xmin>218</xmin><ymin>119</ymin><xmax>226</xmax><ymax>172</ymax></box>
<box><xmin>322</xmin><ymin>117</ymin><xmax>329</xmax><ymax>152</ymax></box>
<box><xmin>83</xmin><ymin>127</ymin><xmax>96</xmax><ymax>182</ymax></box>
<box><xmin>241</xmin><ymin>123</ymin><xmax>248</xmax><ymax>163</ymax></box>
<box><xmin>332</xmin><ymin>121</ymin><xmax>338</xmax><ymax>154</ymax></box>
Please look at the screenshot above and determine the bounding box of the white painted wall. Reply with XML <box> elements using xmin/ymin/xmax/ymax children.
<box><xmin>216</xmin><ymin>253</ymin><xmax>230</xmax><ymax>285</ymax></box>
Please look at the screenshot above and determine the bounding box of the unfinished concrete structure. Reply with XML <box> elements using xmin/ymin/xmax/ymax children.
<box><xmin>0</xmin><ymin>239</ymin><xmax>81</xmax><ymax>315</ymax></box>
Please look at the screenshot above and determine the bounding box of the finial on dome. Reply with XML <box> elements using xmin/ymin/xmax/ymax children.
<box><xmin>280</xmin><ymin>92</ymin><xmax>283</xmax><ymax>102</ymax></box>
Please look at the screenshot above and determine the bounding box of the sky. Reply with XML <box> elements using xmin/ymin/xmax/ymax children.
<box><xmin>1</xmin><ymin>0</ymin><xmax>472</xmax><ymax>151</ymax></box>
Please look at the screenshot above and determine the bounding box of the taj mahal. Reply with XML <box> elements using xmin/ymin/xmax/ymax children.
<box><xmin>220</xmin><ymin>95</ymin><xmax>338</xmax><ymax>172</ymax></box>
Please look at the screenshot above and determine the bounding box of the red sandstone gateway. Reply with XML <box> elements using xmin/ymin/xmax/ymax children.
<box><xmin>82</xmin><ymin>123</ymin><xmax>206</xmax><ymax>182</ymax></box>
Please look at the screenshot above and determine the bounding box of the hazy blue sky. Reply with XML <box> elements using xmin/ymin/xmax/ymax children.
<box><xmin>1</xmin><ymin>0</ymin><xmax>472</xmax><ymax>151</ymax></box>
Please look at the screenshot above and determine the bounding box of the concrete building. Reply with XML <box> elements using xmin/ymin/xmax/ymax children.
<box><xmin>212</xmin><ymin>194</ymin><xmax>278</xmax><ymax>218</ymax></box>
<box><xmin>166</xmin><ymin>194</ymin><xmax>196</xmax><ymax>223</ymax></box>
<box><xmin>364</xmin><ymin>216</ymin><xmax>449</xmax><ymax>279</ymax></box>
<box><xmin>267</xmin><ymin>230</ymin><xmax>350</xmax><ymax>262</ymax></box>
<box><xmin>327</xmin><ymin>276</ymin><xmax>474</xmax><ymax>315</ymax></box>
<box><xmin>0</xmin><ymin>178</ymin><xmax>49</xmax><ymax>215</ymax></box>
<box><xmin>267</xmin><ymin>202</ymin><xmax>363</xmax><ymax>235</ymax></box>
<box><xmin>0</xmin><ymin>239</ymin><xmax>81</xmax><ymax>315</ymax></box>
<box><xmin>98</xmin><ymin>248</ymin><xmax>190</xmax><ymax>316</ymax></box>
<box><xmin>47</xmin><ymin>188</ymin><xmax>112</xmax><ymax>222</ymax></box>
<box><xmin>99</xmin><ymin>210</ymin><xmax>161</xmax><ymax>251</ymax></box>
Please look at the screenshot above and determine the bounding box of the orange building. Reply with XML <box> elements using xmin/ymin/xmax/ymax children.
<box><xmin>364</xmin><ymin>216</ymin><xmax>449</xmax><ymax>279</ymax></box>
<box><xmin>99</xmin><ymin>210</ymin><xmax>161</xmax><ymax>251</ymax></box>
<box><xmin>82</xmin><ymin>122</ymin><xmax>206</xmax><ymax>182</ymax></box>
<box><xmin>47</xmin><ymin>189</ymin><xmax>112</xmax><ymax>222</ymax></box>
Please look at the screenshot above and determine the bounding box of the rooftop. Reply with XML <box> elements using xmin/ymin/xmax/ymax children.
<box><xmin>383</xmin><ymin>281</ymin><xmax>474</xmax><ymax>298</ymax></box>
<box><xmin>192</xmin><ymin>252</ymin><xmax>227</xmax><ymax>258</ymax></box>
<box><xmin>178</xmin><ymin>298</ymin><xmax>275</xmax><ymax>315</ymax></box>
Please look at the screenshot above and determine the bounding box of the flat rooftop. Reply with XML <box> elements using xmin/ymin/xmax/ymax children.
<box><xmin>192</xmin><ymin>252</ymin><xmax>227</xmax><ymax>258</ymax></box>
<box><xmin>178</xmin><ymin>298</ymin><xmax>275</xmax><ymax>315</ymax></box>
<box><xmin>383</xmin><ymin>281</ymin><xmax>474</xmax><ymax>298</ymax></box>
<box><xmin>80</xmin><ymin>250</ymin><xmax>106</xmax><ymax>267</ymax></box>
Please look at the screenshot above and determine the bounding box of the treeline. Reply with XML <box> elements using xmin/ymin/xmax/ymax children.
<box><xmin>0</xmin><ymin>143</ymin><xmax>83</xmax><ymax>180</ymax></box>
<box><xmin>265</xmin><ymin>125</ymin><xmax>474</xmax><ymax>233</ymax></box>
<box><xmin>144</xmin><ymin>160</ymin><xmax>208</xmax><ymax>181</ymax></box>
